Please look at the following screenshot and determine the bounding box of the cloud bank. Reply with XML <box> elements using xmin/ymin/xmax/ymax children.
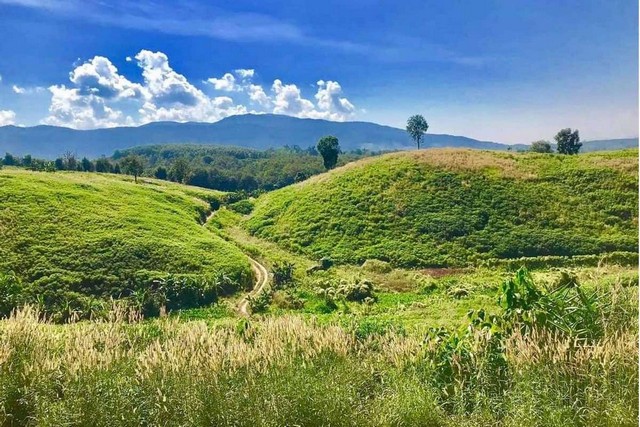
<box><xmin>37</xmin><ymin>50</ymin><xmax>356</xmax><ymax>129</ymax></box>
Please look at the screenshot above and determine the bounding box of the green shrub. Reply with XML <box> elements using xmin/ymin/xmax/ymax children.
<box><xmin>337</xmin><ymin>277</ymin><xmax>376</xmax><ymax>302</ymax></box>
<box><xmin>272</xmin><ymin>290</ymin><xmax>305</xmax><ymax>310</ymax></box>
<box><xmin>272</xmin><ymin>261</ymin><xmax>295</xmax><ymax>289</ymax></box>
<box><xmin>314</xmin><ymin>277</ymin><xmax>376</xmax><ymax>304</ymax></box>
<box><xmin>362</xmin><ymin>259</ymin><xmax>393</xmax><ymax>273</ymax></box>
<box><xmin>247</xmin><ymin>288</ymin><xmax>272</xmax><ymax>313</ymax></box>
<box><xmin>228</xmin><ymin>199</ymin><xmax>254</xmax><ymax>215</ymax></box>
<box><xmin>0</xmin><ymin>271</ymin><xmax>23</xmax><ymax>317</ymax></box>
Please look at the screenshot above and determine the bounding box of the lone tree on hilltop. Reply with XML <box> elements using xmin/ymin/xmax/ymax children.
<box><xmin>121</xmin><ymin>155</ymin><xmax>144</xmax><ymax>183</ymax></box>
<box><xmin>406</xmin><ymin>114</ymin><xmax>429</xmax><ymax>149</ymax></box>
<box><xmin>530</xmin><ymin>140</ymin><xmax>553</xmax><ymax>153</ymax></box>
<box><xmin>555</xmin><ymin>128</ymin><xmax>582</xmax><ymax>155</ymax></box>
<box><xmin>317</xmin><ymin>136</ymin><xmax>340</xmax><ymax>170</ymax></box>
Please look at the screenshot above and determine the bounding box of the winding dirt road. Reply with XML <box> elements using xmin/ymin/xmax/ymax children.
<box><xmin>237</xmin><ymin>256</ymin><xmax>270</xmax><ymax>317</ymax></box>
<box><xmin>202</xmin><ymin>208</ymin><xmax>270</xmax><ymax>317</ymax></box>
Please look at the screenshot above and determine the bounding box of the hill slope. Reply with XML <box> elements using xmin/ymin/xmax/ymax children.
<box><xmin>0</xmin><ymin>169</ymin><xmax>252</xmax><ymax>312</ymax></box>
<box><xmin>246</xmin><ymin>149</ymin><xmax>639</xmax><ymax>267</ymax></box>
<box><xmin>0</xmin><ymin>114</ymin><xmax>508</xmax><ymax>158</ymax></box>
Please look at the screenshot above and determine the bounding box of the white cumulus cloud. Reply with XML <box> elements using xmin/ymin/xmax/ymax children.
<box><xmin>70</xmin><ymin>55</ymin><xmax>143</xmax><ymax>99</ymax></box>
<box><xmin>42</xmin><ymin>85</ymin><xmax>134</xmax><ymax>129</ymax></box>
<box><xmin>135</xmin><ymin>50</ymin><xmax>245</xmax><ymax>123</ymax></box>
<box><xmin>313</xmin><ymin>80</ymin><xmax>355</xmax><ymax>121</ymax></box>
<box><xmin>234</xmin><ymin>68</ymin><xmax>255</xmax><ymax>79</ymax></box>
<box><xmin>38</xmin><ymin>50</ymin><xmax>357</xmax><ymax>128</ymax></box>
<box><xmin>271</xmin><ymin>79</ymin><xmax>315</xmax><ymax>117</ymax></box>
<box><xmin>247</xmin><ymin>84</ymin><xmax>271</xmax><ymax>106</ymax></box>
<box><xmin>206</xmin><ymin>72</ymin><xmax>237</xmax><ymax>92</ymax></box>
<box><xmin>0</xmin><ymin>110</ymin><xmax>16</xmax><ymax>126</ymax></box>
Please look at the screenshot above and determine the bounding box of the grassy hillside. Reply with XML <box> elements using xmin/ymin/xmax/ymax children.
<box><xmin>247</xmin><ymin>149</ymin><xmax>638</xmax><ymax>267</ymax></box>
<box><xmin>0</xmin><ymin>169</ymin><xmax>252</xmax><ymax>315</ymax></box>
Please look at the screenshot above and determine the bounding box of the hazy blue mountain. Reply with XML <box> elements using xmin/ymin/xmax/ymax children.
<box><xmin>0</xmin><ymin>114</ymin><xmax>635</xmax><ymax>158</ymax></box>
<box><xmin>579</xmin><ymin>138</ymin><xmax>638</xmax><ymax>152</ymax></box>
<box><xmin>0</xmin><ymin>114</ymin><xmax>508</xmax><ymax>158</ymax></box>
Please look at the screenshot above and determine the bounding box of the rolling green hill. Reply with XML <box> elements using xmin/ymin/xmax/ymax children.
<box><xmin>247</xmin><ymin>149</ymin><xmax>639</xmax><ymax>267</ymax></box>
<box><xmin>0</xmin><ymin>169</ymin><xmax>252</xmax><ymax>314</ymax></box>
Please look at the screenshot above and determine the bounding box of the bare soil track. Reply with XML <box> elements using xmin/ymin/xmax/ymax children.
<box><xmin>203</xmin><ymin>208</ymin><xmax>270</xmax><ymax>317</ymax></box>
<box><xmin>237</xmin><ymin>256</ymin><xmax>270</xmax><ymax>317</ymax></box>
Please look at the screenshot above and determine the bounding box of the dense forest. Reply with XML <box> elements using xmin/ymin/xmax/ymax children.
<box><xmin>1</xmin><ymin>144</ymin><xmax>380</xmax><ymax>192</ymax></box>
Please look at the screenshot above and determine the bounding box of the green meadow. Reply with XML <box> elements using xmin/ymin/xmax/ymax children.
<box><xmin>247</xmin><ymin>149</ymin><xmax>638</xmax><ymax>267</ymax></box>
<box><xmin>0</xmin><ymin>168</ymin><xmax>252</xmax><ymax>318</ymax></box>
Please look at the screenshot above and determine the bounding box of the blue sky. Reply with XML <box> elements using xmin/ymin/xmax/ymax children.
<box><xmin>0</xmin><ymin>0</ymin><xmax>637</xmax><ymax>143</ymax></box>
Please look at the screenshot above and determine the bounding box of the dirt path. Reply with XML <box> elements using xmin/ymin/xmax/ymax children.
<box><xmin>202</xmin><ymin>207</ymin><xmax>270</xmax><ymax>317</ymax></box>
<box><xmin>237</xmin><ymin>256</ymin><xmax>270</xmax><ymax>317</ymax></box>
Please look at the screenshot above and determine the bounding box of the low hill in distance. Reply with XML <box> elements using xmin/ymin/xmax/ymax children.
<box><xmin>0</xmin><ymin>114</ymin><xmax>510</xmax><ymax>158</ymax></box>
<box><xmin>580</xmin><ymin>138</ymin><xmax>639</xmax><ymax>152</ymax></box>
<box><xmin>0</xmin><ymin>168</ymin><xmax>252</xmax><ymax>316</ymax></box>
<box><xmin>246</xmin><ymin>149</ymin><xmax>639</xmax><ymax>267</ymax></box>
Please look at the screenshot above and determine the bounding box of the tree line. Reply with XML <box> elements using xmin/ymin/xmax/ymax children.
<box><xmin>1</xmin><ymin>118</ymin><xmax>584</xmax><ymax>189</ymax></box>
<box><xmin>1</xmin><ymin>144</ymin><xmax>379</xmax><ymax>192</ymax></box>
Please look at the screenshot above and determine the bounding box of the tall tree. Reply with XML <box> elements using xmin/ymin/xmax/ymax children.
<box><xmin>120</xmin><ymin>155</ymin><xmax>145</xmax><ymax>183</ymax></box>
<box><xmin>154</xmin><ymin>166</ymin><xmax>168</xmax><ymax>180</ymax></box>
<box><xmin>95</xmin><ymin>157</ymin><xmax>113</xmax><ymax>173</ymax></box>
<box><xmin>22</xmin><ymin>154</ymin><xmax>32</xmax><ymax>167</ymax></box>
<box><xmin>317</xmin><ymin>136</ymin><xmax>340</xmax><ymax>170</ymax></box>
<box><xmin>54</xmin><ymin>158</ymin><xmax>65</xmax><ymax>170</ymax></box>
<box><xmin>170</xmin><ymin>157</ymin><xmax>191</xmax><ymax>183</ymax></box>
<box><xmin>81</xmin><ymin>157</ymin><xmax>94</xmax><ymax>172</ymax></box>
<box><xmin>3</xmin><ymin>153</ymin><xmax>16</xmax><ymax>166</ymax></box>
<box><xmin>63</xmin><ymin>151</ymin><xmax>77</xmax><ymax>171</ymax></box>
<box><xmin>406</xmin><ymin>115</ymin><xmax>429</xmax><ymax>149</ymax></box>
<box><xmin>555</xmin><ymin>128</ymin><xmax>582</xmax><ymax>155</ymax></box>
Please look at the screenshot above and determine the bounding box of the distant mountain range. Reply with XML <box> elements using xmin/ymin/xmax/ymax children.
<box><xmin>0</xmin><ymin>114</ymin><xmax>636</xmax><ymax>158</ymax></box>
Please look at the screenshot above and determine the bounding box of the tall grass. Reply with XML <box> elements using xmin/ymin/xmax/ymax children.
<box><xmin>1</xmin><ymin>286</ymin><xmax>636</xmax><ymax>427</ymax></box>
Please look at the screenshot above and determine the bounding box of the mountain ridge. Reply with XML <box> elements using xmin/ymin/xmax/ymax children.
<box><xmin>0</xmin><ymin>113</ymin><xmax>636</xmax><ymax>158</ymax></box>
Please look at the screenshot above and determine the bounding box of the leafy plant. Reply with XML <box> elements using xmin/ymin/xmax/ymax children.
<box><xmin>0</xmin><ymin>271</ymin><xmax>23</xmax><ymax>317</ymax></box>
<box><xmin>247</xmin><ymin>288</ymin><xmax>272</xmax><ymax>313</ymax></box>
<box><xmin>272</xmin><ymin>261</ymin><xmax>295</xmax><ymax>289</ymax></box>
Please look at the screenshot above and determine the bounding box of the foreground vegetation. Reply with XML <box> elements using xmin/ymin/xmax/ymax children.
<box><xmin>0</xmin><ymin>169</ymin><xmax>252</xmax><ymax>319</ymax></box>
<box><xmin>248</xmin><ymin>149</ymin><xmax>638</xmax><ymax>267</ymax></box>
<box><xmin>0</xmin><ymin>266</ymin><xmax>636</xmax><ymax>426</ymax></box>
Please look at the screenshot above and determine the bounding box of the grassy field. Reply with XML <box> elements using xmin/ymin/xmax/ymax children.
<box><xmin>0</xmin><ymin>149</ymin><xmax>637</xmax><ymax>426</ymax></box>
<box><xmin>0</xmin><ymin>168</ymin><xmax>252</xmax><ymax>318</ymax></box>
<box><xmin>206</xmin><ymin>207</ymin><xmax>638</xmax><ymax>330</ymax></box>
<box><xmin>247</xmin><ymin>149</ymin><xmax>638</xmax><ymax>267</ymax></box>
<box><xmin>1</xmin><ymin>273</ymin><xmax>636</xmax><ymax>426</ymax></box>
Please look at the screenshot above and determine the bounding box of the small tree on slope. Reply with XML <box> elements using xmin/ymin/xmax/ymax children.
<box><xmin>317</xmin><ymin>136</ymin><xmax>340</xmax><ymax>170</ymax></box>
<box><xmin>121</xmin><ymin>155</ymin><xmax>145</xmax><ymax>183</ymax></box>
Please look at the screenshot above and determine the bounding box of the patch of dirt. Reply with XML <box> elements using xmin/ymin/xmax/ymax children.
<box><xmin>419</xmin><ymin>268</ymin><xmax>467</xmax><ymax>278</ymax></box>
